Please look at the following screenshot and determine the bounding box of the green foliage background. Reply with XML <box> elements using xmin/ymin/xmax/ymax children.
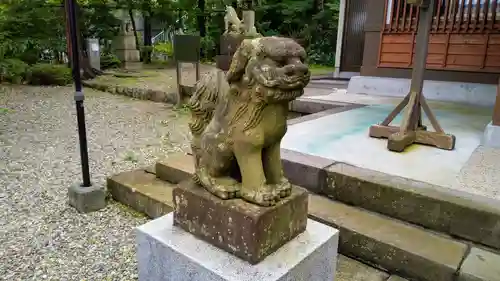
<box><xmin>0</xmin><ymin>0</ymin><xmax>340</xmax><ymax>77</ymax></box>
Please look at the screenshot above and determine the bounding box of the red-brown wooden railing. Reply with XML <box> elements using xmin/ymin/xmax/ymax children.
<box><xmin>378</xmin><ymin>0</ymin><xmax>500</xmax><ymax>72</ymax></box>
<box><xmin>384</xmin><ymin>0</ymin><xmax>500</xmax><ymax>33</ymax></box>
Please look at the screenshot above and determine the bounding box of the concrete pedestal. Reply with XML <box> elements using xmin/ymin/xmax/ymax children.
<box><xmin>482</xmin><ymin>122</ymin><xmax>500</xmax><ymax>148</ymax></box>
<box><xmin>136</xmin><ymin>213</ymin><xmax>339</xmax><ymax>281</ymax></box>
<box><xmin>347</xmin><ymin>76</ymin><xmax>497</xmax><ymax>107</ymax></box>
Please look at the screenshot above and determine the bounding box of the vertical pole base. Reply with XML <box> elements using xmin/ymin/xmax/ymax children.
<box><xmin>68</xmin><ymin>184</ymin><xmax>107</xmax><ymax>213</ymax></box>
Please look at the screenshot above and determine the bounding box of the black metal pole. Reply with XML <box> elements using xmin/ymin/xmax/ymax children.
<box><xmin>67</xmin><ymin>0</ymin><xmax>91</xmax><ymax>187</ymax></box>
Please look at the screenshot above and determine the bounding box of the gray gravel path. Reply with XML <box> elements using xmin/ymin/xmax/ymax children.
<box><xmin>0</xmin><ymin>85</ymin><xmax>190</xmax><ymax>280</ymax></box>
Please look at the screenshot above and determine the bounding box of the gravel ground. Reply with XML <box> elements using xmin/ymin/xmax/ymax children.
<box><xmin>0</xmin><ymin>85</ymin><xmax>190</xmax><ymax>280</ymax></box>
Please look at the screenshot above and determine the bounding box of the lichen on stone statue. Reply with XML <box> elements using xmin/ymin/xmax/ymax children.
<box><xmin>187</xmin><ymin>36</ymin><xmax>310</xmax><ymax>207</ymax></box>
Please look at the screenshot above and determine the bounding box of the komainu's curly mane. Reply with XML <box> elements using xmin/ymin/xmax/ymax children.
<box><xmin>187</xmin><ymin>69</ymin><xmax>229</xmax><ymax>137</ymax></box>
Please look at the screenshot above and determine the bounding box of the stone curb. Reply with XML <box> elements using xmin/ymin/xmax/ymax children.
<box><xmin>83</xmin><ymin>81</ymin><xmax>177</xmax><ymax>104</ymax></box>
<box><xmin>286</xmin><ymin>104</ymin><xmax>365</xmax><ymax>126</ymax></box>
<box><xmin>289</xmin><ymin>98</ymin><xmax>355</xmax><ymax>115</ymax></box>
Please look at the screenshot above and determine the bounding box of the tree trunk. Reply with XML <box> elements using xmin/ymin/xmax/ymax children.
<box><xmin>177</xmin><ymin>9</ymin><xmax>183</xmax><ymax>33</ymax></box>
<box><xmin>197</xmin><ymin>0</ymin><xmax>206</xmax><ymax>37</ymax></box>
<box><xmin>143</xmin><ymin>14</ymin><xmax>153</xmax><ymax>63</ymax></box>
<box><xmin>76</xmin><ymin>2</ymin><xmax>102</xmax><ymax>78</ymax></box>
<box><xmin>313</xmin><ymin>0</ymin><xmax>324</xmax><ymax>13</ymax></box>
<box><xmin>128</xmin><ymin>9</ymin><xmax>140</xmax><ymax>51</ymax></box>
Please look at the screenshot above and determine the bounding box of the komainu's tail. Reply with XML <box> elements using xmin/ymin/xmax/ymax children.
<box><xmin>187</xmin><ymin>69</ymin><xmax>229</xmax><ymax>137</ymax></box>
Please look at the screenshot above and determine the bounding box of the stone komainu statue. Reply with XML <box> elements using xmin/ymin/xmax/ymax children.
<box><xmin>224</xmin><ymin>5</ymin><xmax>261</xmax><ymax>38</ymax></box>
<box><xmin>187</xmin><ymin>37</ymin><xmax>310</xmax><ymax>207</ymax></box>
<box><xmin>224</xmin><ymin>6</ymin><xmax>243</xmax><ymax>35</ymax></box>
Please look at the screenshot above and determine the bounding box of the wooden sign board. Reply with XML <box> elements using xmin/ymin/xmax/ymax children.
<box><xmin>174</xmin><ymin>34</ymin><xmax>201</xmax><ymax>63</ymax></box>
<box><xmin>173</xmin><ymin>34</ymin><xmax>201</xmax><ymax>107</ymax></box>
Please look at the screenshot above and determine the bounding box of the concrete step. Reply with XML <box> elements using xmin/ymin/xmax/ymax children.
<box><xmin>309</xmin><ymin>194</ymin><xmax>467</xmax><ymax>281</ymax></box>
<box><xmin>107</xmin><ymin>170</ymin><xmax>174</xmax><ymax>218</ymax></box>
<box><xmin>281</xmin><ymin>149</ymin><xmax>500</xmax><ymax>251</ymax></box>
<box><xmin>108</xmin><ymin>167</ymin><xmax>500</xmax><ymax>281</ymax></box>
<box><xmin>337</xmin><ymin>255</ymin><xmax>390</xmax><ymax>281</ymax></box>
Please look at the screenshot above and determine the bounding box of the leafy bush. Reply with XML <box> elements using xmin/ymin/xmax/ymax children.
<box><xmin>0</xmin><ymin>58</ymin><xmax>30</xmax><ymax>84</ymax></box>
<box><xmin>18</xmin><ymin>48</ymin><xmax>41</xmax><ymax>65</ymax></box>
<box><xmin>29</xmin><ymin>63</ymin><xmax>73</xmax><ymax>86</ymax></box>
<box><xmin>200</xmin><ymin>36</ymin><xmax>216</xmax><ymax>61</ymax></box>
<box><xmin>100</xmin><ymin>53</ymin><xmax>121</xmax><ymax>69</ymax></box>
<box><xmin>153</xmin><ymin>42</ymin><xmax>173</xmax><ymax>57</ymax></box>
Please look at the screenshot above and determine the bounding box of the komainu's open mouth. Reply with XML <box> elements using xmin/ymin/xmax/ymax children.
<box><xmin>254</xmin><ymin>64</ymin><xmax>310</xmax><ymax>92</ymax></box>
<box><xmin>277</xmin><ymin>75</ymin><xmax>310</xmax><ymax>90</ymax></box>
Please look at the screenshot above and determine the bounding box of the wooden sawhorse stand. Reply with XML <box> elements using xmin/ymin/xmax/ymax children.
<box><xmin>369</xmin><ymin>0</ymin><xmax>455</xmax><ymax>152</ymax></box>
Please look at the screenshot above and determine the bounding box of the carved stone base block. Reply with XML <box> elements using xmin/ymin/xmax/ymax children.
<box><xmin>173</xmin><ymin>180</ymin><xmax>308</xmax><ymax>264</ymax></box>
<box><xmin>136</xmin><ymin>213</ymin><xmax>339</xmax><ymax>281</ymax></box>
<box><xmin>115</xmin><ymin>49</ymin><xmax>140</xmax><ymax>63</ymax></box>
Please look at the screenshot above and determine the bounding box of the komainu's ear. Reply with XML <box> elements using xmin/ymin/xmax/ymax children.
<box><xmin>226</xmin><ymin>39</ymin><xmax>254</xmax><ymax>84</ymax></box>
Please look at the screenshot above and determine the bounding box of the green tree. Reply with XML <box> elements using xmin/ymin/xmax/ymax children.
<box><xmin>0</xmin><ymin>0</ymin><xmax>121</xmax><ymax>66</ymax></box>
<box><xmin>255</xmin><ymin>0</ymin><xmax>340</xmax><ymax>65</ymax></box>
<box><xmin>0</xmin><ymin>0</ymin><xmax>66</xmax><ymax>63</ymax></box>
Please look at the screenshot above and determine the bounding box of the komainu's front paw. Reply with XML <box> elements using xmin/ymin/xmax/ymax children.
<box><xmin>275</xmin><ymin>177</ymin><xmax>292</xmax><ymax>198</ymax></box>
<box><xmin>195</xmin><ymin>172</ymin><xmax>241</xmax><ymax>200</ymax></box>
<box><xmin>209</xmin><ymin>183</ymin><xmax>241</xmax><ymax>200</ymax></box>
<box><xmin>241</xmin><ymin>184</ymin><xmax>281</xmax><ymax>207</ymax></box>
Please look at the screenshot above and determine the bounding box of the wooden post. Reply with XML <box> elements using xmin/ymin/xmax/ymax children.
<box><xmin>493</xmin><ymin>77</ymin><xmax>500</xmax><ymax>126</ymax></box>
<box><xmin>176</xmin><ymin>61</ymin><xmax>182</xmax><ymax>107</ymax></box>
<box><xmin>368</xmin><ymin>0</ymin><xmax>456</xmax><ymax>152</ymax></box>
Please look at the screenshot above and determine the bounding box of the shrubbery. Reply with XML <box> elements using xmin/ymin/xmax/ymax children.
<box><xmin>153</xmin><ymin>42</ymin><xmax>173</xmax><ymax>58</ymax></box>
<box><xmin>28</xmin><ymin>63</ymin><xmax>73</xmax><ymax>86</ymax></box>
<box><xmin>0</xmin><ymin>59</ymin><xmax>30</xmax><ymax>84</ymax></box>
<box><xmin>0</xmin><ymin>58</ymin><xmax>73</xmax><ymax>86</ymax></box>
<box><xmin>100</xmin><ymin>53</ymin><xmax>122</xmax><ymax>69</ymax></box>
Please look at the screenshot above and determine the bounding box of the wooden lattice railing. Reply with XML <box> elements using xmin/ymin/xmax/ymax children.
<box><xmin>379</xmin><ymin>0</ymin><xmax>500</xmax><ymax>72</ymax></box>
<box><xmin>384</xmin><ymin>0</ymin><xmax>500</xmax><ymax>32</ymax></box>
